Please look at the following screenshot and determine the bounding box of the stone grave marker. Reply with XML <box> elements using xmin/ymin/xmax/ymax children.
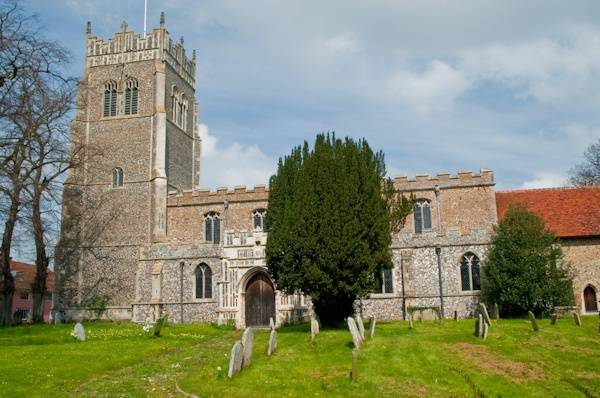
<box><xmin>269</xmin><ymin>317</ymin><xmax>275</xmax><ymax>330</ymax></box>
<box><xmin>476</xmin><ymin>314</ymin><xmax>483</xmax><ymax>337</ymax></box>
<box><xmin>347</xmin><ymin>317</ymin><xmax>362</xmax><ymax>349</ymax></box>
<box><xmin>479</xmin><ymin>303</ymin><xmax>491</xmax><ymax>326</ymax></box>
<box><xmin>74</xmin><ymin>322</ymin><xmax>86</xmax><ymax>341</ymax></box>
<box><xmin>482</xmin><ymin>321</ymin><xmax>489</xmax><ymax>340</ymax></box>
<box><xmin>369</xmin><ymin>316</ymin><xmax>376</xmax><ymax>338</ymax></box>
<box><xmin>550</xmin><ymin>313</ymin><xmax>558</xmax><ymax>325</ymax></box>
<box><xmin>573</xmin><ymin>312</ymin><xmax>581</xmax><ymax>326</ymax></box>
<box><xmin>311</xmin><ymin>318</ymin><xmax>319</xmax><ymax>340</ymax></box>
<box><xmin>528</xmin><ymin>311</ymin><xmax>539</xmax><ymax>331</ymax></box>
<box><xmin>228</xmin><ymin>341</ymin><xmax>243</xmax><ymax>378</ymax></box>
<box><xmin>356</xmin><ymin>315</ymin><xmax>365</xmax><ymax>340</ymax></box>
<box><xmin>241</xmin><ymin>327</ymin><xmax>254</xmax><ymax>368</ymax></box>
<box><xmin>453</xmin><ymin>310</ymin><xmax>458</xmax><ymax>321</ymax></box>
<box><xmin>351</xmin><ymin>349</ymin><xmax>358</xmax><ymax>382</ymax></box>
<box><xmin>491</xmin><ymin>303</ymin><xmax>500</xmax><ymax>319</ymax></box>
<box><xmin>153</xmin><ymin>314</ymin><xmax>168</xmax><ymax>336</ymax></box>
<box><xmin>597</xmin><ymin>311</ymin><xmax>600</xmax><ymax>334</ymax></box>
<box><xmin>267</xmin><ymin>330</ymin><xmax>277</xmax><ymax>356</ymax></box>
<box><xmin>408</xmin><ymin>313</ymin><xmax>413</xmax><ymax>329</ymax></box>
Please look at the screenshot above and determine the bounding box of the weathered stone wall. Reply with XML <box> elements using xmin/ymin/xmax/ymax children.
<box><xmin>562</xmin><ymin>237</ymin><xmax>600</xmax><ymax>313</ymax></box>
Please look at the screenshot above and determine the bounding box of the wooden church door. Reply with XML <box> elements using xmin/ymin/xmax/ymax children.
<box><xmin>245</xmin><ymin>274</ymin><xmax>275</xmax><ymax>327</ymax></box>
<box><xmin>583</xmin><ymin>286</ymin><xmax>597</xmax><ymax>313</ymax></box>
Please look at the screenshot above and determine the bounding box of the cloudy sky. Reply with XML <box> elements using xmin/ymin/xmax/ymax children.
<box><xmin>26</xmin><ymin>0</ymin><xmax>600</xmax><ymax>191</ymax></box>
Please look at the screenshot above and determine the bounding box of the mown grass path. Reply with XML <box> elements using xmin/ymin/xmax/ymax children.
<box><xmin>0</xmin><ymin>317</ymin><xmax>599</xmax><ymax>397</ymax></box>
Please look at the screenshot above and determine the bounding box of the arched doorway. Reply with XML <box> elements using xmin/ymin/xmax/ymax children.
<box><xmin>245</xmin><ymin>273</ymin><xmax>275</xmax><ymax>327</ymax></box>
<box><xmin>583</xmin><ymin>285</ymin><xmax>598</xmax><ymax>313</ymax></box>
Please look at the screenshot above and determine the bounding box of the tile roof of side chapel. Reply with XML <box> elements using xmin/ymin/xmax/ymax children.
<box><xmin>495</xmin><ymin>186</ymin><xmax>600</xmax><ymax>238</ymax></box>
<box><xmin>10</xmin><ymin>261</ymin><xmax>54</xmax><ymax>291</ymax></box>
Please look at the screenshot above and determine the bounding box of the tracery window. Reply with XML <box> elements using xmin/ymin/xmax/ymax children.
<box><xmin>103</xmin><ymin>80</ymin><xmax>117</xmax><ymax>117</ymax></box>
<box><xmin>460</xmin><ymin>252</ymin><xmax>481</xmax><ymax>292</ymax></box>
<box><xmin>112</xmin><ymin>167</ymin><xmax>124</xmax><ymax>188</ymax></box>
<box><xmin>413</xmin><ymin>199</ymin><xmax>432</xmax><ymax>234</ymax></box>
<box><xmin>195</xmin><ymin>264</ymin><xmax>212</xmax><ymax>299</ymax></box>
<box><xmin>171</xmin><ymin>87</ymin><xmax>188</xmax><ymax>129</ymax></box>
<box><xmin>380</xmin><ymin>268</ymin><xmax>394</xmax><ymax>294</ymax></box>
<box><xmin>252</xmin><ymin>208</ymin><xmax>267</xmax><ymax>232</ymax></box>
<box><xmin>204</xmin><ymin>212</ymin><xmax>221</xmax><ymax>244</ymax></box>
<box><xmin>124</xmin><ymin>78</ymin><xmax>138</xmax><ymax>115</ymax></box>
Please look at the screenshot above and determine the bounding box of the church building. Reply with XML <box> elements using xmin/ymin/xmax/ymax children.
<box><xmin>53</xmin><ymin>17</ymin><xmax>600</xmax><ymax>328</ymax></box>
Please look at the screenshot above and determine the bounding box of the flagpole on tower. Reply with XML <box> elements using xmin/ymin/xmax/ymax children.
<box><xmin>143</xmin><ymin>0</ymin><xmax>147</xmax><ymax>37</ymax></box>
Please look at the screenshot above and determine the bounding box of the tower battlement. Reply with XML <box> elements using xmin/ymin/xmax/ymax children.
<box><xmin>85</xmin><ymin>13</ymin><xmax>195</xmax><ymax>87</ymax></box>
<box><xmin>393</xmin><ymin>168</ymin><xmax>494</xmax><ymax>191</ymax></box>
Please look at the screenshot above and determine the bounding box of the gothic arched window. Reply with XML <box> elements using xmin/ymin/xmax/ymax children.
<box><xmin>460</xmin><ymin>252</ymin><xmax>481</xmax><ymax>292</ymax></box>
<box><xmin>124</xmin><ymin>78</ymin><xmax>138</xmax><ymax>115</ymax></box>
<box><xmin>112</xmin><ymin>167</ymin><xmax>123</xmax><ymax>188</ymax></box>
<box><xmin>252</xmin><ymin>208</ymin><xmax>267</xmax><ymax>232</ymax></box>
<box><xmin>103</xmin><ymin>80</ymin><xmax>117</xmax><ymax>117</ymax></box>
<box><xmin>204</xmin><ymin>212</ymin><xmax>221</xmax><ymax>244</ymax></box>
<box><xmin>195</xmin><ymin>264</ymin><xmax>212</xmax><ymax>299</ymax></box>
<box><xmin>414</xmin><ymin>199</ymin><xmax>432</xmax><ymax>234</ymax></box>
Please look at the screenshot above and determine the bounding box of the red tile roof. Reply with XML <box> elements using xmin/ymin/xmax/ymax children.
<box><xmin>495</xmin><ymin>186</ymin><xmax>600</xmax><ymax>238</ymax></box>
<box><xmin>10</xmin><ymin>261</ymin><xmax>53</xmax><ymax>291</ymax></box>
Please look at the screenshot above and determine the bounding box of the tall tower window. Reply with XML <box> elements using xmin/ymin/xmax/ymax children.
<box><xmin>171</xmin><ymin>86</ymin><xmax>188</xmax><ymax>129</ymax></box>
<box><xmin>124</xmin><ymin>78</ymin><xmax>138</xmax><ymax>115</ymax></box>
<box><xmin>252</xmin><ymin>208</ymin><xmax>267</xmax><ymax>231</ymax></box>
<box><xmin>413</xmin><ymin>199</ymin><xmax>432</xmax><ymax>234</ymax></box>
<box><xmin>204</xmin><ymin>212</ymin><xmax>221</xmax><ymax>244</ymax></box>
<box><xmin>103</xmin><ymin>80</ymin><xmax>117</xmax><ymax>117</ymax></box>
<box><xmin>195</xmin><ymin>264</ymin><xmax>213</xmax><ymax>299</ymax></box>
<box><xmin>112</xmin><ymin>167</ymin><xmax>124</xmax><ymax>188</ymax></box>
<box><xmin>460</xmin><ymin>252</ymin><xmax>481</xmax><ymax>292</ymax></box>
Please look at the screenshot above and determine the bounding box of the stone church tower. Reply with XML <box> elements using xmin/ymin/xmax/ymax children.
<box><xmin>54</xmin><ymin>15</ymin><xmax>200</xmax><ymax>318</ymax></box>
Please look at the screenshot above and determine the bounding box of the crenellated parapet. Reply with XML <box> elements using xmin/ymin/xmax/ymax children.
<box><xmin>85</xmin><ymin>14</ymin><xmax>196</xmax><ymax>87</ymax></box>
<box><xmin>393</xmin><ymin>168</ymin><xmax>494</xmax><ymax>192</ymax></box>
<box><xmin>167</xmin><ymin>184</ymin><xmax>269</xmax><ymax>207</ymax></box>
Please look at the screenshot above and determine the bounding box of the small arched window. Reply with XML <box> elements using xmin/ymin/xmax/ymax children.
<box><xmin>460</xmin><ymin>252</ymin><xmax>481</xmax><ymax>292</ymax></box>
<box><xmin>204</xmin><ymin>212</ymin><xmax>221</xmax><ymax>244</ymax></box>
<box><xmin>171</xmin><ymin>86</ymin><xmax>179</xmax><ymax>123</ymax></box>
<box><xmin>112</xmin><ymin>167</ymin><xmax>124</xmax><ymax>188</ymax></box>
<box><xmin>414</xmin><ymin>199</ymin><xmax>432</xmax><ymax>234</ymax></box>
<box><xmin>124</xmin><ymin>78</ymin><xmax>138</xmax><ymax>115</ymax></box>
<box><xmin>195</xmin><ymin>264</ymin><xmax>212</xmax><ymax>299</ymax></box>
<box><xmin>252</xmin><ymin>208</ymin><xmax>267</xmax><ymax>232</ymax></box>
<box><xmin>103</xmin><ymin>80</ymin><xmax>117</xmax><ymax>117</ymax></box>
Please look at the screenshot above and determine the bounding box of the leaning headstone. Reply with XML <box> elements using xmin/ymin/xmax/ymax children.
<box><xmin>356</xmin><ymin>315</ymin><xmax>365</xmax><ymax>340</ymax></box>
<box><xmin>267</xmin><ymin>330</ymin><xmax>277</xmax><ymax>355</ymax></box>
<box><xmin>573</xmin><ymin>312</ymin><xmax>582</xmax><ymax>326</ymax></box>
<box><xmin>153</xmin><ymin>314</ymin><xmax>168</xmax><ymax>336</ymax></box>
<box><xmin>74</xmin><ymin>322</ymin><xmax>86</xmax><ymax>341</ymax></box>
<box><xmin>408</xmin><ymin>313</ymin><xmax>413</xmax><ymax>329</ymax></box>
<box><xmin>479</xmin><ymin>303</ymin><xmax>491</xmax><ymax>326</ymax></box>
<box><xmin>482</xmin><ymin>322</ymin><xmax>489</xmax><ymax>340</ymax></box>
<box><xmin>491</xmin><ymin>303</ymin><xmax>500</xmax><ymax>319</ymax></box>
<box><xmin>311</xmin><ymin>318</ymin><xmax>319</xmax><ymax>340</ymax></box>
<box><xmin>228</xmin><ymin>341</ymin><xmax>243</xmax><ymax>378</ymax></box>
<box><xmin>550</xmin><ymin>313</ymin><xmax>558</xmax><ymax>325</ymax></box>
<box><xmin>347</xmin><ymin>317</ymin><xmax>362</xmax><ymax>349</ymax></box>
<box><xmin>369</xmin><ymin>316</ymin><xmax>376</xmax><ymax>338</ymax></box>
<box><xmin>241</xmin><ymin>327</ymin><xmax>254</xmax><ymax>368</ymax></box>
<box><xmin>528</xmin><ymin>311</ymin><xmax>539</xmax><ymax>331</ymax></box>
<box><xmin>269</xmin><ymin>317</ymin><xmax>275</xmax><ymax>331</ymax></box>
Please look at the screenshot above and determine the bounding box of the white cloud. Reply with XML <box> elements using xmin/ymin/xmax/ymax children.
<box><xmin>518</xmin><ymin>172</ymin><xmax>567</xmax><ymax>190</ymax></box>
<box><xmin>388</xmin><ymin>61</ymin><xmax>470</xmax><ymax>115</ymax></box>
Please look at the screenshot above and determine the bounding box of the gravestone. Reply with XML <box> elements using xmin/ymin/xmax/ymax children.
<box><xmin>474</xmin><ymin>314</ymin><xmax>483</xmax><ymax>337</ymax></box>
<box><xmin>550</xmin><ymin>313</ymin><xmax>558</xmax><ymax>325</ymax></box>
<box><xmin>491</xmin><ymin>303</ymin><xmax>500</xmax><ymax>319</ymax></box>
<box><xmin>597</xmin><ymin>311</ymin><xmax>600</xmax><ymax>334</ymax></box>
<box><xmin>241</xmin><ymin>327</ymin><xmax>254</xmax><ymax>368</ymax></box>
<box><xmin>528</xmin><ymin>311</ymin><xmax>539</xmax><ymax>331</ymax></box>
<box><xmin>369</xmin><ymin>316</ymin><xmax>376</xmax><ymax>338</ymax></box>
<box><xmin>351</xmin><ymin>349</ymin><xmax>358</xmax><ymax>382</ymax></box>
<box><xmin>408</xmin><ymin>313</ymin><xmax>413</xmax><ymax>329</ymax></box>
<box><xmin>75</xmin><ymin>322</ymin><xmax>86</xmax><ymax>341</ymax></box>
<box><xmin>453</xmin><ymin>310</ymin><xmax>458</xmax><ymax>321</ymax></box>
<box><xmin>54</xmin><ymin>312</ymin><xmax>62</xmax><ymax>325</ymax></box>
<box><xmin>153</xmin><ymin>314</ymin><xmax>168</xmax><ymax>336</ymax></box>
<box><xmin>482</xmin><ymin>321</ymin><xmax>489</xmax><ymax>340</ymax></box>
<box><xmin>479</xmin><ymin>303</ymin><xmax>491</xmax><ymax>326</ymax></box>
<box><xmin>267</xmin><ymin>330</ymin><xmax>277</xmax><ymax>355</ymax></box>
<box><xmin>573</xmin><ymin>312</ymin><xmax>581</xmax><ymax>326</ymax></box>
<box><xmin>311</xmin><ymin>318</ymin><xmax>319</xmax><ymax>340</ymax></box>
<box><xmin>356</xmin><ymin>315</ymin><xmax>365</xmax><ymax>340</ymax></box>
<box><xmin>347</xmin><ymin>317</ymin><xmax>362</xmax><ymax>349</ymax></box>
<box><xmin>228</xmin><ymin>341</ymin><xmax>243</xmax><ymax>378</ymax></box>
<box><xmin>269</xmin><ymin>317</ymin><xmax>275</xmax><ymax>331</ymax></box>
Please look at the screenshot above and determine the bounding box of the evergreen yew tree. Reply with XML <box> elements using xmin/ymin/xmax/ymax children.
<box><xmin>482</xmin><ymin>204</ymin><xmax>574</xmax><ymax>318</ymax></box>
<box><xmin>266</xmin><ymin>133</ymin><xmax>392</xmax><ymax>327</ymax></box>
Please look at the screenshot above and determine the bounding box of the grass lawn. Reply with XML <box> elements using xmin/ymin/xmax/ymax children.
<box><xmin>0</xmin><ymin>316</ymin><xmax>599</xmax><ymax>397</ymax></box>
